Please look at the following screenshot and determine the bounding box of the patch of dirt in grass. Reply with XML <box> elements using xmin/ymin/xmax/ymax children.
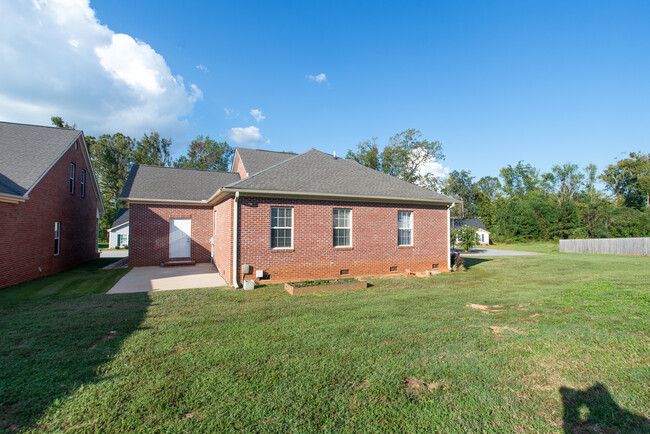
<box><xmin>489</xmin><ymin>326</ymin><xmax>527</xmax><ymax>335</ymax></box>
<box><xmin>467</xmin><ymin>303</ymin><xmax>504</xmax><ymax>313</ymax></box>
<box><xmin>21</xmin><ymin>350</ymin><xmax>39</xmax><ymax>357</ymax></box>
<box><xmin>403</xmin><ymin>377</ymin><xmax>451</xmax><ymax>399</ymax></box>
<box><xmin>89</xmin><ymin>330</ymin><xmax>117</xmax><ymax>350</ymax></box>
<box><xmin>14</xmin><ymin>341</ymin><xmax>26</xmax><ymax>348</ymax></box>
<box><xmin>531</xmin><ymin>313</ymin><xmax>541</xmax><ymax>318</ymax></box>
<box><xmin>182</xmin><ymin>412</ymin><xmax>200</xmax><ymax>420</ymax></box>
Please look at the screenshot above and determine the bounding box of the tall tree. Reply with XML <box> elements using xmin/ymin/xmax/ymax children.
<box><xmin>133</xmin><ymin>132</ymin><xmax>172</xmax><ymax>166</ymax></box>
<box><xmin>50</xmin><ymin>116</ymin><xmax>75</xmax><ymax>129</ymax></box>
<box><xmin>500</xmin><ymin>161</ymin><xmax>541</xmax><ymax>197</ymax></box>
<box><xmin>443</xmin><ymin>170</ymin><xmax>477</xmax><ymax>218</ymax></box>
<box><xmin>380</xmin><ymin>129</ymin><xmax>444</xmax><ymax>184</ymax></box>
<box><xmin>345</xmin><ymin>138</ymin><xmax>381</xmax><ymax>171</ymax></box>
<box><xmin>345</xmin><ymin>129</ymin><xmax>445</xmax><ymax>188</ymax></box>
<box><xmin>174</xmin><ymin>136</ymin><xmax>234</xmax><ymax>171</ymax></box>
<box><xmin>543</xmin><ymin>163</ymin><xmax>585</xmax><ymax>206</ymax></box>
<box><xmin>600</xmin><ymin>152</ymin><xmax>650</xmax><ymax>209</ymax></box>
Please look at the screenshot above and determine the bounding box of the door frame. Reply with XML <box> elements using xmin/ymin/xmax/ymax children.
<box><xmin>169</xmin><ymin>218</ymin><xmax>192</xmax><ymax>258</ymax></box>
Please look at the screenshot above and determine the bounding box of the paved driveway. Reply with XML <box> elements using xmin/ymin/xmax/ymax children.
<box><xmin>107</xmin><ymin>263</ymin><xmax>228</xmax><ymax>294</ymax></box>
<box><xmin>458</xmin><ymin>248</ymin><xmax>543</xmax><ymax>257</ymax></box>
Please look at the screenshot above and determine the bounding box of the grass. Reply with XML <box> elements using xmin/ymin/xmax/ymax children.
<box><xmin>483</xmin><ymin>241</ymin><xmax>559</xmax><ymax>253</ymax></box>
<box><xmin>1</xmin><ymin>253</ymin><xmax>649</xmax><ymax>432</ymax></box>
<box><xmin>0</xmin><ymin>258</ymin><xmax>130</xmax><ymax>303</ymax></box>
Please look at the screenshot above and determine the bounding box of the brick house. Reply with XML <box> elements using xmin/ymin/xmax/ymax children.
<box><xmin>0</xmin><ymin>121</ymin><xmax>104</xmax><ymax>288</ymax></box>
<box><xmin>120</xmin><ymin>148</ymin><xmax>457</xmax><ymax>286</ymax></box>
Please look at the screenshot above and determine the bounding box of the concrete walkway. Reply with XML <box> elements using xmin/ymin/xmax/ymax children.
<box><xmin>458</xmin><ymin>248</ymin><xmax>543</xmax><ymax>257</ymax></box>
<box><xmin>107</xmin><ymin>263</ymin><xmax>228</xmax><ymax>294</ymax></box>
<box><xmin>100</xmin><ymin>250</ymin><xmax>129</xmax><ymax>258</ymax></box>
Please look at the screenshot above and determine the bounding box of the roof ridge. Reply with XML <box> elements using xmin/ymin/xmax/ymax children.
<box><xmin>224</xmin><ymin>149</ymin><xmax>310</xmax><ymax>188</ymax></box>
<box><xmin>135</xmin><ymin>164</ymin><xmax>238</xmax><ymax>174</ymax></box>
<box><xmin>336</xmin><ymin>154</ymin><xmax>456</xmax><ymax>200</ymax></box>
<box><xmin>0</xmin><ymin>120</ymin><xmax>81</xmax><ymax>132</ymax></box>
<box><xmin>236</xmin><ymin>147</ymin><xmax>297</xmax><ymax>155</ymax></box>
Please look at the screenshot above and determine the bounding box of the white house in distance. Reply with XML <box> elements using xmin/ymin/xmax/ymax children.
<box><xmin>107</xmin><ymin>208</ymin><xmax>129</xmax><ymax>248</ymax></box>
<box><xmin>451</xmin><ymin>218</ymin><xmax>491</xmax><ymax>245</ymax></box>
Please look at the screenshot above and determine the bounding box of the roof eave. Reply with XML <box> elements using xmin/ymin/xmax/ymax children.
<box><xmin>219</xmin><ymin>187</ymin><xmax>458</xmax><ymax>206</ymax></box>
<box><xmin>0</xmin><ymin>192</ymin><xmax>28</xmax><ymax>204</ymax></box>
<box><xmin>120</xmin><ymin>197</ymin><xmax>209</xmax><ymax>205</ymax></box>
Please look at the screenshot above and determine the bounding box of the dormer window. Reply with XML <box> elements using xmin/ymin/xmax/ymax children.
<box><xmin>69</xmin><ymin>163</ymin><xmax>75</xmax><ymax>194</ymax></box>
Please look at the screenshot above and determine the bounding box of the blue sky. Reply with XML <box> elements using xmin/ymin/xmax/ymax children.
<box><xmin>1</xmin><ymin>1</ymin><xmax>649</xmax><ymax>180</ymax></box>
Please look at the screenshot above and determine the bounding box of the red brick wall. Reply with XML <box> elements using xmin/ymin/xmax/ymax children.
<box><xmin>0</xmin><ymin>138</ymin><xmax>100</xmax><ymax>289</ymax></box>
<box><xmin>234</xmin><ymin>158</ymin><xmax>247</xmax><ymax>179</ymax></box>
<box><xmin>128</xmin><ymin>203</ymin><xmax>212</xmax><ymax>267</ymax></box>
<box><xmin>236</xmin><ymin>197</ymin><xmax>449</xmax><ymax>284</ymax></box>
<box><xmin>212</xmin><ymin>198</ymin><xmax>233</xmax><ymax>283</ymax></box>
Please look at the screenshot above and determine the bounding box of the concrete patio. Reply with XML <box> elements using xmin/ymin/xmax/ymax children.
<box><xmin>107</xmin><ymin>263</ymin><xmax>228</xmax><ymax>294</ymax></box>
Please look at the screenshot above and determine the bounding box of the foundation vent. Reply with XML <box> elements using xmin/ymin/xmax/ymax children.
<box><xmin>390</xmin><ymin>266</ymin><xmax>398</xmax><ymax>272</ymax></box>
<box><xmin>432</xmin><ymin>263</ymin><xmax>439</xmax><ymax>269</ymax></box>
<box><xmin>340</xmin><ymin>269</ymin><xmax>350</xmax><ymax>275</ymax></box>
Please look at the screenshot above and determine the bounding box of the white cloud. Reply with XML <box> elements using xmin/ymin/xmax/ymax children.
<box><xmin>196</xmin><ymin>64</ymin><xmax>208</xmax><ymax>72</ymax></box>
<box><xmin>228</xmin><ymin>126</ymin><xmax>262</xmax><ymax>145</ymax></box>
<box><xmin>250</xmin><ymin>108</ymin><xmax>265</xmax><ymax>122</ymax></box>
<box><xmin>307</xmin><ymin>73</ymin><xmax>327</xmax><ymax>83</ymax></box>
<box><xmin>420</xmin><ymin>159</ymin><xmax>451</xmax><ymax>179</ymax></box>
<box><xmin>0</xmin><ymin>0</ymin><xmax>201</xmax><ymax>138</ymax></box>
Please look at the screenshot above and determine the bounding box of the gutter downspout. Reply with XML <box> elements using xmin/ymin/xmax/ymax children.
<box><xmin>232</xmin><ymin>192</ymin><xmax>240</xmax><ymax>288</ymax></box>
<box><xmin>447</xmin><ymin>203</ymin><xmax>455</xmax><ymax>271</ymax></box>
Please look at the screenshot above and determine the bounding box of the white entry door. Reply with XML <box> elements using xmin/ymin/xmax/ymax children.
<box><xmin>170</xmin><ymin>218</ymin><xmax>192</xmax><ymax>258</ymax></box>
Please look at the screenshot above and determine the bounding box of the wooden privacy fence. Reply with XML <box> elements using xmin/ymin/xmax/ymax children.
<box><xmin>559</xmin><ymin>238</ymin><xmax>650</xmax><ymax>256</ymax></box>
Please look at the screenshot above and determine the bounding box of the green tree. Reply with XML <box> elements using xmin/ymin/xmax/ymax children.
<box><xmin>443</xmin><ymin>170</ymin><xmax>477</xmax><ymax>218</ymax></box>
<box><xmin>50</xmin><ymin>116</ymin><xmax>75</xmax><ymax>129</ymax></box>
<box><xmin>543</xmin><ymin>162</ymin><xmax>584</xmax><ymax>206</ymax></box>
<box><xmin>500</xmin><ymin>161</ymin><xmax>541</xmax><ymax>197</ymax></box>
<box><xmin>380</xmin><ymin>129</ymin><xmax>444</xmax><ymax>184</ymax></box>
<box><xmin>174</xmin><ymin>136</ymin><xmax>234</xmax><ymax>171</ymax></box>
<box><xmin>133</xmin><ymin>132</ymin><xmax>172</xmax><ymax>166</ymax></box>
<box><xmin>455</xmin><ymin>226</ymin><xmax>477</xmax><ymax>251</ymax></box>
<box><xmin>345</xmin><ymin>138</ymin><xmax>381</xmax><ymax>171</ymax></box>
<box><xmin>600</xmin><ymin>152</ymin><xmax>650</xmax><ymax>209</ymax></box>
<box><xmin>346</xmin><ymin>129</ymin><xmax>444</xmax><ymax>187</ymax></box>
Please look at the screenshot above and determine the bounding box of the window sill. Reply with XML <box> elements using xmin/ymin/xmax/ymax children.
<box><xmin>271</xmin><ymin>248</ymin><xmax>294</xmax><ymax>253</ymax></box>
<box><xmin>397</xmin><ymin>245</ymin><xmax>414</xmax><ymax>249</ymax></box>
<box><xmin>333</xmin><ymin>246</ymin><xmax>353</xmax><ymax>251</ymax></box>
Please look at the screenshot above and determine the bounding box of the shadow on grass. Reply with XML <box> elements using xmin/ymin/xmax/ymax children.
<box><xmin>0</xmin><ymin>292</ymin><xmax>150</xmax><ymax>431</ymax></box>
<box><xmin>462</xmin><ymin>257</ymin><xmax>492</xmax><ymax>269</ymax></box>
<box><xmin>560</xmin><ymin>383</ymin><xmax>650</xmax><ymax>433</ymax></box>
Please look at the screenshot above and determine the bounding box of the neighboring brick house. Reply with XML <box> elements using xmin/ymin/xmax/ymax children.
<box><xmin>120</xmin><ymin>148</ymin><xmax>458</xmax><ymax>286</ymax></box>
<box><xmin>0</xmin><ymin>121</ymin><xmax>104</xmax><ymax>288</ymax></box>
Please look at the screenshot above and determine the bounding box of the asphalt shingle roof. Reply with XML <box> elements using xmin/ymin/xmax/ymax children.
<box><xmin>111</xmin><ymin>208</ymin><xmax>129</xmax><ymax>228</ymax></box>
<box><xmin>225</xmin><ymin>149</ymin><xmax>457</xmax><ymax>203</ymax></box>
<box><xmin>120</xmin><ymin>165</ymin><xmax>241</xmax><ymax>202</ymax></box>
<box><xmin>451</xmin><ymin>218</ymin><xmax>487</xmax><ymax>231</ymax></box>
<box><xmin>0</xmin><ymin>122</ymin><xmax>81</xmax><ymax>196</ymax></box>
<box><xmin>235</xmin><ymin>148</ymin><xmax>296</xmax><ymax>176</ymax></box>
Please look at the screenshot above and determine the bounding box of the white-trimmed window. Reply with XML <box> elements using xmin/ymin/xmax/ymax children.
<box><xmin>80</xmin><ymin>169</ymin><xmax>86</xmax><ymax>198</ymax></box>
<box><xmin>69</xmin><ymin>163</ymin><xmax>75</xmax><ymax>194</ymax></box>
<box><xmin>54</xmin><ymin>222</ymin><xmax>61</xmax><ymax>255</ymax></box>
<box><xmin>271</xmin><ymin>207</ymin><xmax>293</xmax><ymax>249</ymax></box>
<box><xmin>333</xmin><ymin>208</ymin><xmax>352</xmax><ymax>247</ymax></box>
<box><xmin>398</xmin><ymin>211</ymin><xmax>413</xmax><ymax>246</ymax></box>
<box><xmin>118</xmin><ymin>233</ymin><xmax>128</xmax><ymax>247</ymax></box>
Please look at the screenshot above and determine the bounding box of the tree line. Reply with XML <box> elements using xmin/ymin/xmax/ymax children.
<box><xmin>52</xmin><ymin>117</ymin><xmax>234</xmax><ymax>241</ymax></box>
<box><xmin>54</xmin><ymin>116</ymin><xmax>648</xmax><ymax>243</ymax></box>
<box><xmin>346</xmin><ymin>130</ymin><xmax>650</xmax><ymax>242</ymax></box>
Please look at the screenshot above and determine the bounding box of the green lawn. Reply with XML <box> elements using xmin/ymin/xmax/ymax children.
<box><xmin>483</xmin><ymin>241</ymin><xmax>559</xmax><ymax>254</ymax></box>
<box><xmin>1</xmin><ymin>253</ymin><xmax>649</xmax><ymax>432</ymax></box>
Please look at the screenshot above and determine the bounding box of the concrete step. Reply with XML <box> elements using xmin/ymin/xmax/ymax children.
<box><xmin>163</xmin><ymin>258</ymin><xmax>196</xmax><ymax>267</ymax></box>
